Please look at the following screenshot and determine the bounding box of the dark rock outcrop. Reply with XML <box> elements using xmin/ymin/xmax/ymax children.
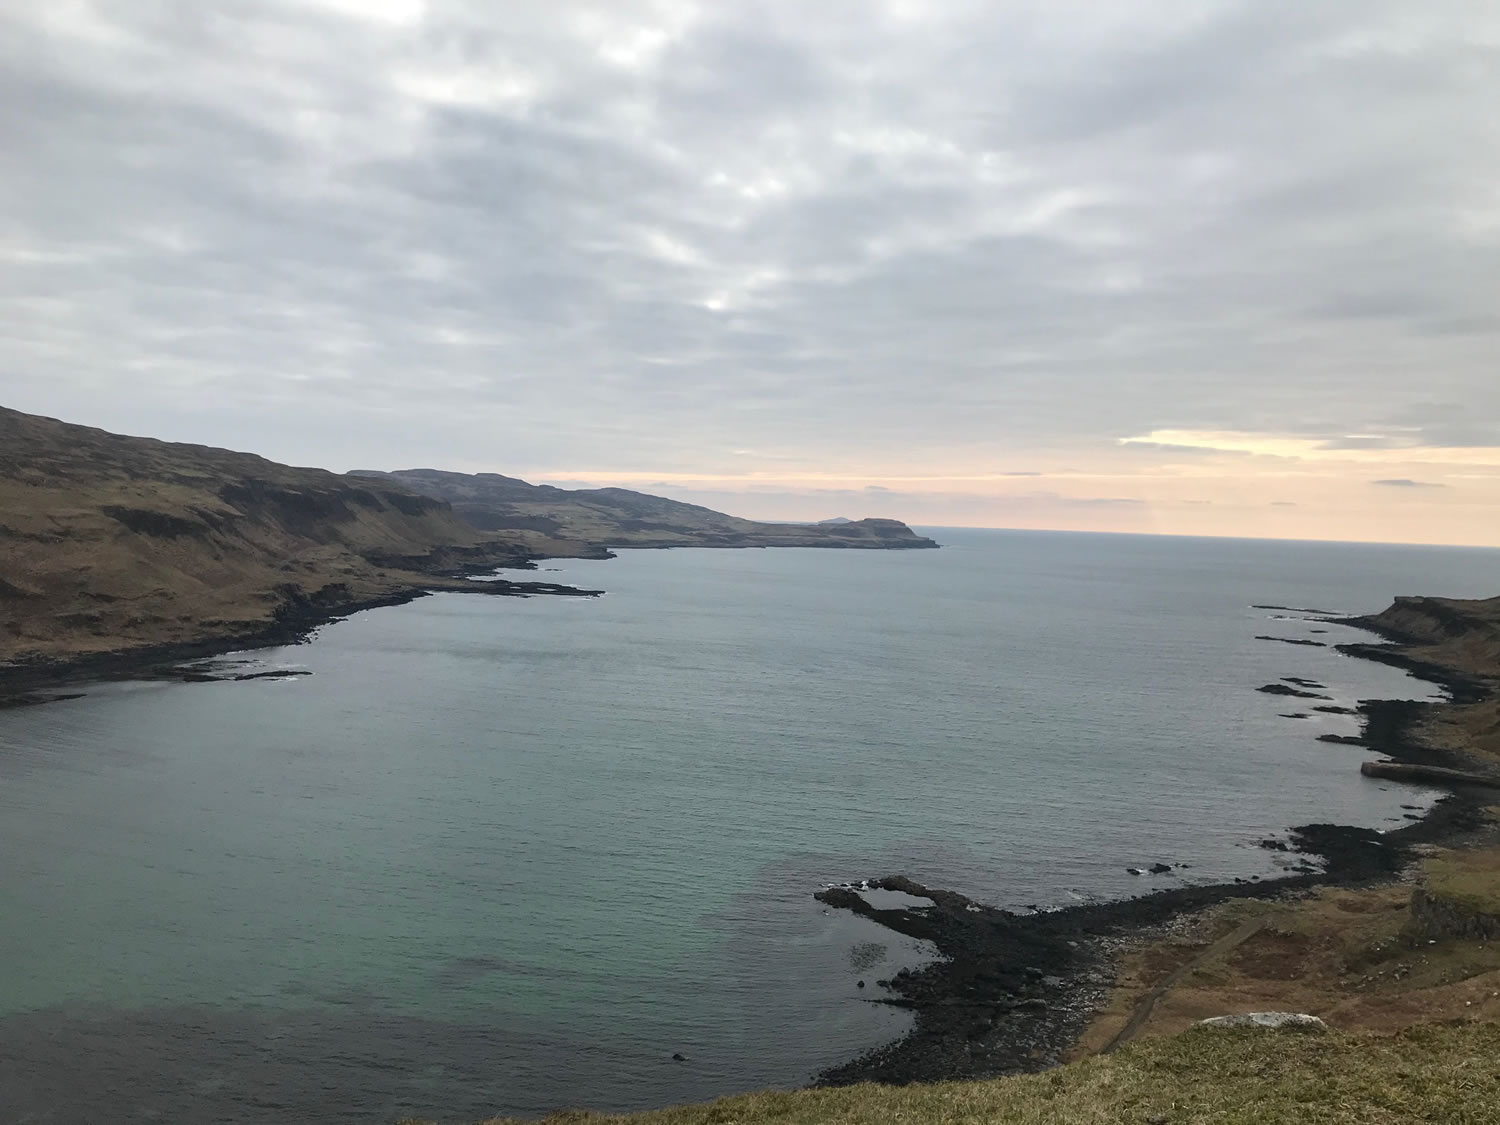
<box><xmin>1408</xmin><ymin>887</ymin><xmax>1500</xmax><ymax>942</ymax></box>
<box><xmin>1258</xmin><ymin>684</ymin><xmax>1332</xmax><ymax>699</ymax></box>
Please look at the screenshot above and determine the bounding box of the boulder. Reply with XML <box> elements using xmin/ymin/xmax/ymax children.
<box><xmin>1200</xmin><ymin>1012</ymin><xmax>1327</xmax><ymax>1031</ymax></box>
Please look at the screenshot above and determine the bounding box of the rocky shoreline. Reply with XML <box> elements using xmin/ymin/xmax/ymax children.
<box><xmin>0</xmin><ymin>567</ymin><xmax>603</xmax><ymax>707</ymax></box>
<box><xmin>812</xmin><ymin>602</ymin><xmax>1499</xmax><ymax>1089</ymax></box>
<box><xmin>1</xmin><ymin>405</ymin><xmax>937</xmax><ymax>706</ymax></box>
<box><xmin>1</xmin><ymin>527</ymin><xmax>933</xmax><ymax>709</ymax></box>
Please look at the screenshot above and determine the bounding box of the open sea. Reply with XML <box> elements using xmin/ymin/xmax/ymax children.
<box><xmin>3</xmin><ymin>528</ymin><xmax>1499</xmax><ymax>1123</ymax></box>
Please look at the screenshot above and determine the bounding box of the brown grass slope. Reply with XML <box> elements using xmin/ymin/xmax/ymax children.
<box><xmin>2</xmin><ymin>409</ymin><xmax>937</xmax><ymax>673</ymax></box>
<box><xmin>352</xmin><ymin>468</ymin><xmax>940</xmax><ymax>551</ymax></box>
<box><xmin>0</xmin><ymin>406</ymin><xmax>532</xmax><ymax>665</ymax></box>
<box><xmin>1068</xmin><ymin>592</ymin><xmax>1500</xmax><ymax>1098</ymax></box>
<box><xmin>440</xmin><ymin>1023</ymin><xmax>1500</xmax><ymax>1125</ymax></box>
<box><xmin>1354</xmin><ymin>595</ymin><xmax>1500</xmax><ymax>767</ymax></box>
<box><xmin>1076</xmin><ymin>847</ymin><xmax>1500</xmax><ymax>1057</ymax></box>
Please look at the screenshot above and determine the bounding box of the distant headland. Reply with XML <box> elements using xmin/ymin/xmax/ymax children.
<box><xmin>0</xmin><ymin>406</ymin><xmax>936</xmax><ymax>700</ymax></box>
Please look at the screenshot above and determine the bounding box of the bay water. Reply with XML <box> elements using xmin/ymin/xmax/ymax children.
<box><xmin>3</xmin><ymin>529</ymin><xmax>1498</xmax><ymax>1122</ymax></box>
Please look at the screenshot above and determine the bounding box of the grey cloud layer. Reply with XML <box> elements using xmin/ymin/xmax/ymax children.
<box><xmin>2</xmin><ymin>0</ymin><xmax>1498</xmax><ymax>474</ymax></box>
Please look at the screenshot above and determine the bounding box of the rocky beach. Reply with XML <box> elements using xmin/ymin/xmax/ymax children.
<box><xmin>813</xmin><ymin>592</ymin><xmax>1500</xmax><ymax>1088</ymax></box>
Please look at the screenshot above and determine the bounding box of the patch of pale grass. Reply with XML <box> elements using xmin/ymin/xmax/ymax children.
<box><xmin>1426</xmin><ymin>851</ymin><xmax>1500</xmax><ymax>917</ymax></box>
<box><xmin>419</xmin><ymin>1023</ymin><xmax>1500</xmax><ymax>1125</ymax></box>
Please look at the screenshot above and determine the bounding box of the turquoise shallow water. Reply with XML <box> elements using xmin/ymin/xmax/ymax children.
<box><xmin>2</xmin><ymin>529</ymin><xmax>1498</xmax><ymax>1121</ymax></box>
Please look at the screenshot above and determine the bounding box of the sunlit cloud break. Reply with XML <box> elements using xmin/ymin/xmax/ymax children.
<box><xmin>1120</xmin><ymin>432</ymin><xmax>1500</xmax><ymax>467</ymax></box>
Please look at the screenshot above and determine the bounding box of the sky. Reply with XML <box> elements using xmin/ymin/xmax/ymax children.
<box><xmin>2</xmin><ymin>1</ymin><xmax>1499</xmax><ymax>545</ymax></box>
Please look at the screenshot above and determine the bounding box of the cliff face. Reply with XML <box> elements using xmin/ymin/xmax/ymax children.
<box><xmin>350</xmin><ymin>468</ymin><xmax>941</xmax><ymax>551</ymax></box>
<box><xmin>0</xmin><ymin>408</ymin><xmax>530</xmax><ymax>664</ymax></box>
<box><xmin>1362</xmin><ymin>595</ymin><xmax>1500</xmax><ymax>649</ymax></box>
<box><xmin>1350</xmin><ymin>595</ymin><xmax>1500</xmax><ymax>765</ymax></box>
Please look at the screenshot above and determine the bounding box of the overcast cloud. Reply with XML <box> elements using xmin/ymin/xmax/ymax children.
<box><xmin>2</xmin><ymin>1</ymin><xmax>1498</xmax><ymax>542</ymax></box>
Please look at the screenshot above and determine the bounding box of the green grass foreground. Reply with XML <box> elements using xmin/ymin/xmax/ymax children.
<box><xmin>448</xmin><ymin>1022</ymin><xmax>1500</xmax><ymax>1125</ymax></box>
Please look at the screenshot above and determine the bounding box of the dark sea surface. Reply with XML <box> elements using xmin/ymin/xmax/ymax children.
<box><xmin>3</xmin><ymin>528</ymin><xmax>1498</xmax><ymax>1122</ymax></box>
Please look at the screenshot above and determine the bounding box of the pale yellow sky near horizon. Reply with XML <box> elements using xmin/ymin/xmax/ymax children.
<box><xmin>518</xmin><ymin>427</ymin><xmax>1500</xmax><ymax>548</ymax></box>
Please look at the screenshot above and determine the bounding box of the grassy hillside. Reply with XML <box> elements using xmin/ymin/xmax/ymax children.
<box><xmin>1</xmin><ymin>408</ymin><xmax>937</xmax><ymax>675</ymax></box>
<box><xmin>352</xmin><ymin>469</ymin><xmax>940</xmax><ymax>551</ymax></box>
<box><xmin>0</xmin><ymin>407</ymin><xmax>532</xmax><ymax>666</ymax></box>
<box><xmin>435</xmin><ymin>1023</ymin><xmax>1500</xmax><ymax>1124</ymax></box>
<box><xmin>1077</xmin><ymin>846</ymin><xmax>1500</xmax><ymax>1049</ymax></box>
<box><xmin>1351</xmin><ymin>595</ymin><xmax>1500</xmax><ymax>766</ymax></box>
